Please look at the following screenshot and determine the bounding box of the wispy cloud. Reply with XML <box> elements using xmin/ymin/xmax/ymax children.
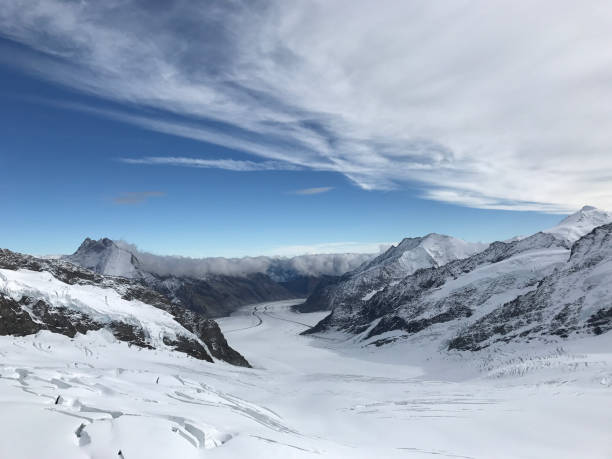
<box><xmin>292</xmin><ymin>187</ymin><xmax>334</xmax><ymax>195</ymax></box>
<box><xmin>268</xmin><ymin>241</ymin><xmax>392</xmax><ymax>256</ymax></box>
<box><xmin>113</xmin><ymin>191</ymin><xmax>165</xmax><ymax>205</ymax></box>
<box><xmin>3</xmin><ymin>1</ymin><xmax>612</xmax><ymax>212</ymax></box>
<box><xmin>120</xmin><ymin>156</ymin><xmax>300</xmax><ymax>172</ymax></box>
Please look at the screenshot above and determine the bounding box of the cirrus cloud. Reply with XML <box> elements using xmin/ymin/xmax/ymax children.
<box><xmin>1</xmin><ymin>0</ymin><xmax>612</xmax><ymax>213</ymax></box>
<box><xmin>292</xmin><ymin>187</ymin><xmax>334</xmax><ymax>195</ymax></box>
<box><xmin>120</xmin><ymin>156</ymin><xmax>301</xmax><ymax>172</ymax></box>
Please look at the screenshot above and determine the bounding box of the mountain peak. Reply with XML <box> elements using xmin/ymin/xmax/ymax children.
<box><xmin>357</xmin><ymin>233</ymin><xmax>487</xmax><ymax>278</ymax></box>
<box><xmin>65</xmin><ymin>237</ymin><xmax>141</xmax><ymax>278</ymax></box>
<box><xmin>545</xmin><ymin>205</ymin><xmax>612</xmax><ymax>244</ymax></box>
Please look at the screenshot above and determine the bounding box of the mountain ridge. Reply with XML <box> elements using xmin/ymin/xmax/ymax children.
<box><xmin>0</xmin><ymin>248</ymin><xmax>250</xmax><ymax>366</ymax></box>
<box><xmin>296</xmin><ymin>233</ymin><xmax>487</xmax><ymax>313</ymax></box>
<box><xmin>303</xmin><ymin>206</ymin><xmax>612</xmax><ymax>351</ymax></box>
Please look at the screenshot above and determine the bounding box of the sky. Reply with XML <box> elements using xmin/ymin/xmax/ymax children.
<box><xmin>1</xmin><ymin>0</ymin><xmax>609</xmax><ymax>257</ymax></box>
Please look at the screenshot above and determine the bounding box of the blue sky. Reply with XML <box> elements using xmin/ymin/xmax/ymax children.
<box><xmin>2</xmin><ymin>1</ymin><xmax>608</xmax><ymax>257</ymax></box>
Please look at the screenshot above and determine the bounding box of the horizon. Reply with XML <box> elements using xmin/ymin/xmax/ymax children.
<box><xmin>26</xmin><ymin>203</ymin><xmax>599</xmax><ymax>267</ymax></box>
<box><xmin>25</xmin><ymin>206</ymin><xmax>580</xmax><ymax>260</ymax></box>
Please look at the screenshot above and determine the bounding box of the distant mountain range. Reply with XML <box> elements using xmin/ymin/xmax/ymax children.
<box><xmin>304</xmin><ymin>206</ymin><xmax>612</xmax><ymax>351</ymax></box>
<box><xmin>64</xmin><ymin>238</ymin><xmax>373</xmax><ymax>318</ymax></box>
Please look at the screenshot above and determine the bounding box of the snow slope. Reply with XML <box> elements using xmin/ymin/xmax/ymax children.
<box><xmin>1</xmin><ymin>300</ymin><xmax>611</xmax><ymax>458</ymax></box>
<box><xmin>0</xmin><ymin>248</ymin><xmax>249</xmax><ymax>366</ymax></box>
<box><xmin>0</xmin><ymin>268</ymin><xmax>187</xmax><ymax>346</ymax></box>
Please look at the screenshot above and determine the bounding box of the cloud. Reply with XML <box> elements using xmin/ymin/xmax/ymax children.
<box><xmin>2</xmin><ymin>1</ymin><xmax>612</xmax><ymax>212</ymax></box>
<box><xmin>113</xmin><ymin>191</ymin><xmax>165</xmax><ymax>205</ymax></box>
<box><xmin>292</xmin><ymin>187</ymin><xmax>333</xmax><ymax>195</ymax></box>
<box><xmin>114</xmin><ymin>240</ymin><xmax>376</xmax><ymax>278</ymax></box>
<box><xmin>120</xmin><ymin>156</ymin><xmax>300</xmax><ymax>172</ymax></box>
<box><xmin>267</xmin><ymin>241</ymin><xmax>391</xmax><ymax>256</ymax></box>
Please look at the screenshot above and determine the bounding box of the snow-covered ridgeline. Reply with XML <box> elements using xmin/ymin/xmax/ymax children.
<box><xmin>0</xmin><ymin>249</ymin><xmax>250</xmax><ymax>366</ymax></box>
<box><xmin>306</xmin><ymin>206</ymin><xmax>612</xmax><ymax>349</ymax></box>
<box><xmin>298</xmin><ymin>233</ymin><xmax>487</xmax><ymax>313</ymax></box>
<box><xmin>0</xmin><ymin>268</ymin><xmax>188</xmax><ymax>346</ymax></box>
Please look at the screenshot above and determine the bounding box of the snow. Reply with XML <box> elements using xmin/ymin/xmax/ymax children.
<box><xmin>545</xmin><ymin>205</ymin><xmax>612</xmax><ymax>244</ymax></box>
<box><xmin>1</xmin><ymin>299</ymin><xmax>611</xmax><ymax>458</ymax></box>
<box><xmin>360</xmin><ymin>234</ymin><xmax>487</xmax><ymax>278</ymax></box>
<box><xmin>0</xmin><ymin>268</ymin><xmax>192</xmax><ymax>346</ymax></box>
<box><xmin>417</xmin><ymin>233</ymin><xmax>488</xmax><ymax>267</ymax></box>
<box><xmin>361</xmin><ymin>287</ymin><xmax>383</xmax><ymax>301</ymax></box>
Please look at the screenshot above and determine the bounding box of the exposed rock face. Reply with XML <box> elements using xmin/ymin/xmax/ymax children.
<box><xmin>299</xmin><ymin>234</ymin><xmax>487</xmax><ymax>314</ymax></box>
<box><xmin>0</xmin><ymin>295</ymin><xmax>46</xmax><ymax>336</ymax></box>
<box><xmin>0</xmin><ymin>249</ymin><xmax>249</xmax><ymax>366</ymax></box>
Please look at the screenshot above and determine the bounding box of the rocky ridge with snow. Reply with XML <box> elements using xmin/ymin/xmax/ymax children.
<box><xmin>297</xmin><ymin>233</ymin><xmax>487</xmax><ymax>313</ymax></box>
<box><xmin>0</xmin><ymin>249</ymin><xmax>249</xmax><ymax>367</ymax></box>
<box><xmin>449</xmin><ymin>221</ymin><xmax>612</xmax><ymax>350</ymax></box>
<box><xmin>305</xmin><ymin>206</ymin><xmax>612</xmax><ymax>351</ymax></box>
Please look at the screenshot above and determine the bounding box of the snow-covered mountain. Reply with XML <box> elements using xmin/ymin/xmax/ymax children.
<box><xmin>450</xmin><ymin>221</ymin><xmax>612</xmax><ymax>350</ymax></box>
<box><xmin>66</xmin><ymin>238</ymin><xmax>142</xmax><ymax>278</ymax></box>
<box><xmin>305</xmin><ymin>207</ymin><xmax>612</xmax><ymax>351</ymax></box>
<box><xmin>0</xmin><ymin>248</ymin><xmax>249</xmax><ymax>367</ymax></box>
<box><xmin>544</xmin><ymin>205</ymin><xmax>612</xmax><ymax>244</ymax></box>
<box><xmin>297</xmin><ymin>233</ymin><xmax>487</xmax><ymax>312</ymax></box>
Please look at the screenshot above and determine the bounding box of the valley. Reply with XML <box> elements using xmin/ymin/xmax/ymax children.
<box><xmin>1</xmin><ymin>299</ymin><xmax>610</xmax><ymax>458</ymax></box>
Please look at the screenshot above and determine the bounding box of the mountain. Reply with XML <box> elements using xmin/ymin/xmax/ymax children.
<box><xmin>65</xmin><ymin>238</ymin><xmax>374</xmax><ymax>318</ymax></box>
<box><xmin>0</xmin><ymin>248</ymin><xmax>249</xmax><ymax>367</ymax></box>
<box><xmin>296</xmin><ymin>233</ymin><xmax>487</xmax><ymax>313</ymax></box>
<box><xmin>449</xmin><ymin>222</ymin><xmax>612</xmax><ymax>350</ymax></box>
<box><xmin>66</xmin><ymin>237</ymin><xmax>142</xmax><ymax>278</ymax></box>
<box><xmin>544</xmin><ymin>205</ymin><xmax>612</xmax><ymax>244</ymax></box>
<box><xmin>304</xmin><ymin>206</ymin><xmax>612</xmax><ymax>350</ymax></box>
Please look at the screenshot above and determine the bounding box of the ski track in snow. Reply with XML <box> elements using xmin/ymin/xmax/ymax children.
<box><xmin>0</xmin><ymin>299</ymin><xmax>611</xmax><ymax>458</ymax></box>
